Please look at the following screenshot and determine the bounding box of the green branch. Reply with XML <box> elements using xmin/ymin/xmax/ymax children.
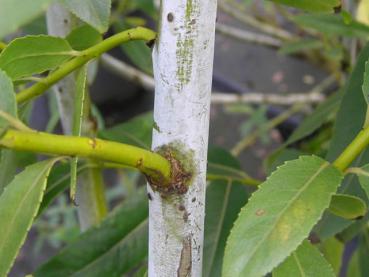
<box><xmin>333</xmin><ymin>126</ymin><xmax>369</xmax><ymax>171</ymax></box>
<box><xmin>16</xmin><ymin>27</ymin><xmax>156</xmax><ymax>103</ymax></box>
<box><xmin>0</xmin><ymin>129</ymin><xmax>171</xmax><ymax>182</ymax></box>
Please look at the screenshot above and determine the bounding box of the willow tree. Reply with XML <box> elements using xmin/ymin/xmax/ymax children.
<box><xmin>149</xmin><ymin>0</ymin><xmax>217</xmax><ymax>275</ymax></box>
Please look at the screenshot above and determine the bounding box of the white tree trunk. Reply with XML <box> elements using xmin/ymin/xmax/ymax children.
<box><xmin>46</xmin><ymin>4</ymin><xmax>106</xmax><ymax>231</ymax></box>
<box><xmin>149</xmin><ymin>0</ymin><xmax>217</xmax><ymax>276</ymax></box>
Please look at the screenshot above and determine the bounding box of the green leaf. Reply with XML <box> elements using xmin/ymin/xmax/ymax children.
<box><xmin>328</xmin><ymin>194</ymin><xmax>367</xmax><ymax>220</ymax></box>
<box><xmin>315</xmin><ymin>43</ymin><xmax>369</xmax><ymax>239</ymax></box>
<box><xmin>279</xmin><ymin>39</ymin><xmax>323</xmax><ymax>55</ymax></box>
<box><xmin>270</xmin><ymin>0</ymin><xmax>340</xmax><ymax>12</ymax></box>
<box><xmin>0</xmin><ymin>35</ymin><xmax>75</xmax><ymax>80</ymax></box>
<box><xmin>293</xmin><ymin>14</ymin><xmax>369</xmax><ymax>38</ymax></box>
<box><xmin>0</xmin><ymin>159</ymin><xmax>59</xmax><ymax>276</ymax></box>
<box><xmin>0</xmin><ymin>69</ymin><xmax>16</xmax><ymax>129</ymax></box>
<box><xmin>363</xmin><ymin>61</ymin><xmax>369</xmax><ymax>105</ymax></box>
<box><xmin>207</xmin><ymin>147</ymin><xmax>259</xmax><ymax>185</ymax></box>
<box><xmin>203</xmin><ymin>148</ymin><xmax>249</xmax><ymax>277</ymax></box>
<box><xmin>223</xmin><ymin>155</ymin><xmax>343</xmax><ymax>277</ymax></box>
<box><xmin>357</xmin><ymin>164</ymin><xmax>369</xmax><ymax>198</ymax></box>
<box><xmin>285</xmin><ymin>90</ymin><xmax>343</xmax><ymax>146</ymax></box>
<box><xmin>272</xmin><ymin>240</ymin><xmax>335</xmax><ymax>277</ymax></box>
<box><xmin>265</xmin><ymin>148</ymin><xmax>303</xmax><ymax>175</ymax></box>
<box><xmin>66</xmin><ymin>25</ymin><xmax>102</xmax><ymax>51</ymax></box>
<box><xmin>115</xmin><ymin>21</ymin><xmax>153</xmax><ymax>74</ymax></box>
<box><xmin>35</xmin><ymin>190</ymin><xmax>148</xmax><ymax>276</ymax></box>
<box><xmin>0</xmin><ymin>0</ymin><xmax>53</xmax><ymax>39</ymax></box>
<box><xmin>99</xmin><ymin>112</ymin><xmax>153</xmax><ymax>149</ymax></box>
<box><xmin>0</xmin><ymin>150</ymin><xmax>17</xmax><ymax>195</ymax></box>
<box><xmin>320</xmin><ymin>237</ymin><xmax>344</xmax><ymax>275</ymax></box>
<box><xmin>347</xmin><ymin>250</ymin><xmax>361</xmax><ymax>277</ymax></box>
<box><xmin>358</xmin><ymin>231</ymin><xmax>369</xmax><ymax>276</ymax></box>
<box><xmin>61</xmin><ymin>0</ymin><xmax>111</xmax><ymax>33</ymax></box>
<box><xmin>70</xmin><ymin>65</ymin><xmax>88</xmax><ymax>201</ymax></box>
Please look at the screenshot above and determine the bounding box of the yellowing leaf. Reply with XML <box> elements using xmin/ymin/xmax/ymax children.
<box><xmin>223</xmin><ymin>156</ymin><xmax>343</xmax><ymax>277</ymax></box>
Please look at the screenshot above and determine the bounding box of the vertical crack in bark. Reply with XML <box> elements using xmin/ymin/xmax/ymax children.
<box><xmin>177</xmin><ymin>236</ymin><xmax>192</xmax><ymax>277</ymax></box>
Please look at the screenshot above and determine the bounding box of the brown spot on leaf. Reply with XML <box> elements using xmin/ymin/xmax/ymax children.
<box><xmin>255</xmin><ymin>209</ymin><xmax>265</xmax><ymax>216</ymax></box>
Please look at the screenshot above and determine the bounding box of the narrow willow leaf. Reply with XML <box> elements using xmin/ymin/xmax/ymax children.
<box><xmin>320</xmin><ymin>237</ymin><xmax>344</xmax><ymax>275</ymax></box>
<box><xmin>359</xmin><ymin>231</ymin><xmax>369</xmax><ymax>276</ymax></box>
<box><xmin>114</xmin><ymin>21</ymin><xmax>153</xmax><ymax>74</ymax></box>
<box><xmin>61</xmin><ymin>0</ymin><xmax>111</xmax><ymax>33</ymax></box>
<box><xmin>0</xmin><ymin>150</ymin><xmax>17</xmax><ymax>194</ymax></box>
<box><xmin>99</xmin><ymin>112</ymin><xmax>153</xmax><ymax>149</ymax></box>
<box><xmin>0</xmin><ymin>69</ymin><xmax>16</xmax><ymax>129</ymax></box>
<box><xmin>0</xmin><ymin>35</ymin><xmax>74</xmax><ymax>80</ymax></box>
<box><xmin>273</xmin><ymin>240</ymin><xmax>335</xmax><ymax>277</ymax></box>
<box><xmin>203</xmin><ymin>148</ymin><xmax>249</xmax><ymax>277</ymax></box>
<box><xmin>70</xmin><ymin>65</ymin><xmax>88</xmax><ymax>201</ymax></box>
<box><xmin>207</xmin><ymin>147</ymin><xmax>258</xmax><ymax>185</ymax></box>
<box><xmin>328</xmin><ymin>194</ymin><xmax>367</xmax><ymax>219</ymax></box>
<box><xmin>270</xmin><ymin>0</ymin><xmax>340</xmax><ymax>12</ymax></box>
<box><xmin>0</xmin><ymin>67</ymin><xmax>19</xmax><ymax>201</ymax></box>
<box><xmin>35</xmin><ymin>190</ymin><xmax>148</xmax><ymax>276</ymax></box>
<box><xmin>347</xmin><ymin>250</ymin><xmax>361</xmax><ymax>277</ymax></box>
<box><xmin>0</xmin><ymin>0</ymin><xmax>53</xmax><ymax>39</ymax></box>
<box><xmin>363</xmin><ymin>61</ymin><xmax>369</xmax><ymax>105</ymax></box>
<box><xmin>66</xmin><ymin>25</ymin><xmax>102</xmax><ymax>51</ymax></box>
<box><xmin>357</xmin><ymin>164</ymin><xmax>369</xmax><ymax>199</ymax></box>
<box><xmin>284</xmin><ymin>90</ymin><xmax>343</xmax><ymax>146</ymax></box>
<box><xmin>316</xmin><ymin>43</ymin><xmax>369</xmax><ymax>239</ymax></box>
<box><xmin>38</xmin><ymin>162</ymin><xmax>72</xmax><ymax>216</ymax></box>
<box><xmin>327</xmin><ymin>43</ymin><xmax>369</xmax><ymax>161</ymax></box>
<box><xmin>0</xmin><ymin>159</ymin><xmax>59</xmax><ymax>276</ymax></box>
<box><xmin>223</xmin><ymin>156</ymin><xmax>343</xmax><ymax>277</ymax></box>
<box><xmin>293</xmin><ymin>14</ymin><xmax>369</xmax><ymax>38</ymax></box>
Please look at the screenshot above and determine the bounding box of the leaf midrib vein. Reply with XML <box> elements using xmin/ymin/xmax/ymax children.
<box><xmin>241</xmin><ymin>161</ymin><xmax>329</xmax><ymax>273</ymax></box>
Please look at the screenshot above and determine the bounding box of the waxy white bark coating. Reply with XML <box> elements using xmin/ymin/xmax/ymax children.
<box><xmin>149</xmin><ymin>0</ymin><xmax>217</xmax><ymax>276</ymax></box>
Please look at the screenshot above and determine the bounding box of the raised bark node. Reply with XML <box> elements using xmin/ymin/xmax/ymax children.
<box><xmin>148</xmin><ymin>142</ymin><xmax>194</xmax><ymax>196</ymax></box>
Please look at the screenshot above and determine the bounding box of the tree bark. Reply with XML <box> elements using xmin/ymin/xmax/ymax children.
<box><xmin>149</xmin><ymin>0</ymin><xmax>217</xmax><ymax>276</ymax></box>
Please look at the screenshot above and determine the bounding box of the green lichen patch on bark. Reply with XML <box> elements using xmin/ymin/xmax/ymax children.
<box><xmin>147</xmin><ymin>142</ymin><xmax>194</xmax><ymax>197</ymax></box>
<box><xmin>176</xmin><ymin>0</ymin><xmax>198</xmax><ymax>89</ymax></box>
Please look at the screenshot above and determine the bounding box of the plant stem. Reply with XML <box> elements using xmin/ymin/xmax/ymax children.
<box><xmin>16</xmin><ymin>27</ymin><xmax>156</xmax><ymax>103</ymax></box>
<box><xmin>333</xmin><ymin>126</ymin><xmax>369</xmax><ymax>171</ymax></box>
<box><xmin>0</xmin><ymin>129</ymin><xmax>171</xmax><ymax>181</ymax></box>
<box><xmin>46</xmin><ymin>4</ymin><xmax>108</xmax><ymax>230</ymax></box>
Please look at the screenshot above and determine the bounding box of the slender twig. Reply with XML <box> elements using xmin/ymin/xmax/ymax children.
<box><xmin>16</xmin><ymin>27</ymin><xmax>156</xmax><ymax>103</ymax></box>
<box><xmin>218</xmin><ymin>1</ymin><xmax>294</xmax><ymax>41</ymax></box>
<box><xmin>101</xmin><ymin>54</ymin><xmax>329</xmax><ymax>105</ymax></box>
<box><xmin>0</xmin><ymin>129</ymin><xmax>171</xmax><ymax>181</ymax></box>
<box><xmin>0</xmin><ymin>110</ymin><xmax>34</xmax><ymax>132</ymax></box>
<box><xmin>231</xmin><ymin>103</ymin><xmax>304</xmax><ymax>156</ymax></box>
<box><xmin>100</xmin><ymin>54</ymin><xmax>155</xmax><ymax>90</ymax></box>
<box><xmin>230</xmin><ymin>75</ymin><xmax>336</xmax><ymax>156</ymax></box>
<box><xmin>216</xmin><ymin>23</ymin><xmax>282</xmax><ymax>47</ymax></box>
